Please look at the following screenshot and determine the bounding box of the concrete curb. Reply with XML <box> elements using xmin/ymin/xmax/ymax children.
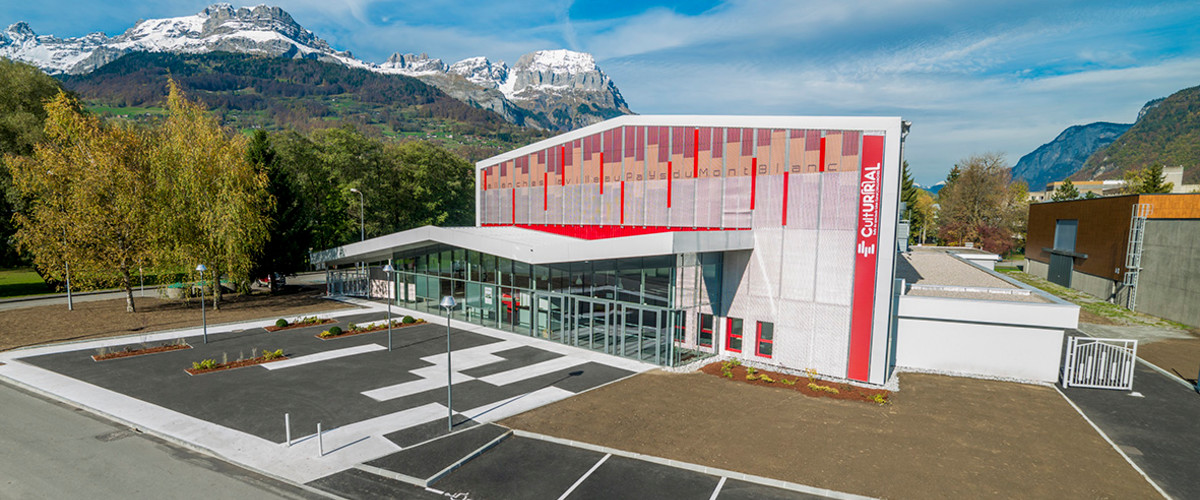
<box><xmin>509</xmin><ymin>429</ymin><xmax>877</xmax><ymax>500</ymax></box>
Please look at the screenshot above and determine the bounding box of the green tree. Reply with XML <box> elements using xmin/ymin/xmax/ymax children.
<box><xmin>152</xmin><ymin>80</ymin><xmax>271</xmax><ymax>309</ymax></box>
<box><xmin>6</xmin><ymin>92</ymin><xmax>154</xmax><ymax>312</ymax></box>
<box><xmin>936</xmin><ymin>153</ymin><xmax>1027</xmax><ymax>254</ymax></box>
<box><xmin>1122</xmin><ymin>164</ymin><xmax>1174</xmax><ymax>194</ymax></box>
<box><xmin>0</xmin><ymin>58</ymin><xmax>68</xmax><ymax>267</ymax></box>
<box><xmin>1051</xmin><ymin>179</ymin><xmax>1080</xmax><ymax>201</ymax></box>
<box><xmin>249</xmin><ymin>129</ymin><xmax>308</xmax><ymax>292</ymax></box>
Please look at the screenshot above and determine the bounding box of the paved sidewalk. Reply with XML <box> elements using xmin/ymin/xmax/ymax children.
<box><xmin>1060</xmin><ymin>361</ymin><xmax>1199</xmax><ymax>499</ymax></box>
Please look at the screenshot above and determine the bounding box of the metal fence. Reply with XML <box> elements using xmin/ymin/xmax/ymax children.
<box><xmin>1062</xmin><ymin>337</ymin><xmax>1138</xmax><ymax>391</ymax></box>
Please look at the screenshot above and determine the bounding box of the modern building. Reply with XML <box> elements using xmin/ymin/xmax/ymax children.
<box><xmin>313</xmin><ymin>115</ymin><xmax>905</xmax><ymax>386</ymax></box>
<box><xmin>1027</xmin><ymin>193</ymin><xmax>1200</xmax><ymax>327</ymax></box>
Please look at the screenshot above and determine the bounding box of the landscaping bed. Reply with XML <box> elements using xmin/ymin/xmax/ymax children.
<box><xmin>185</xmin><ymin>349</ymin><xmax>287</xmax><ymax>375</ymax></box>
<box><xmin>264</xmin><ymin>316</ymin><xmax>335</xmax><ymax>332</ymax></box>
<box><xmin>317</xmin><ymin>317</ymin><xmax>427</xmax><ymax>340</ymax></box>
<box><xmin>92</xmin><ymin>341</ymin><xmax>191</xmax><ymax>361</ymax></box>
<box><xmin>699</xmin><ymin>360</ymin><xmax>890</xmax><ymax>405</ymax></box>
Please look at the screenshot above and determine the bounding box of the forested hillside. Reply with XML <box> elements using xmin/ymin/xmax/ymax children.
<box><xmin>58</xmin><ymin>52</ymin><xmax>549</xmax><ymax>162</ymax></box>
<box><xmin>1075</xmin><ymin>84</ymin><xmax>1200</xmax><ymax>184</ymax></box>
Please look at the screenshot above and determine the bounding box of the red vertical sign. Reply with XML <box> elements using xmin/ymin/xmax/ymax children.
<box><xmin>600</xmin><ymin>152</ymin><xmax>605</xmax><ymax>195</ymax></box>
<box><xmin>819</xmin><ymin>137</ymin><xmax>827</xmax><ymax>173</ymax></box>
<box><xmin>847</xmin><ymin>135</ymin><xmax>885</xmax><ymax>382</ymax></box>
<box><xmin>781</xmin><ymin>172</ymin><xmax>789</xmax><ymax>226</ymax></box>
<box><xmin>667</xmin><ymin>160</ymin><xmax>673</xmax><ymax>208</ymax></box>
<box><xmin>543</xmin><ymin>172</ymin><xmax>548</xmax><ymax>211</ymax></box>
<box><xmin>560</xmin><ymin>145</ymin><xmax>566</xmax><ymax>186</ymax></box>
<box><xmin>692</xmin><ymin>128</ymin><xmax>699</xmax><ymax>178</ymax></box>
<box><xmin>750</xmin><ymin>157</ymin><xmax>757</xmax><ymax>210</ymax></box>
<box><xmin>620</xmin><ymin>181</ymin><xmax>626</xmax><ymax>225</ymax></box>
<box><xmin>510</xmin><ymin>187</ymin><xmax>516</xmax><ymax>225</ymax></box>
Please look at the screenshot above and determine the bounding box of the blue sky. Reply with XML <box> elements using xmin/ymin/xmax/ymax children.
<box><xmin>5</xmin><ymin>0</ymin><xmax>1200</xmax><ymax>186</ymax></box>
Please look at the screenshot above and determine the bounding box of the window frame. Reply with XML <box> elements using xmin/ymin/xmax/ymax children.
<box><xmin>755</xmin><ymin>321</ymin><xmax>774</xmax><ymax>358</ymax></box>
<box><xmin>726</xmin><ymin>317</ymin><xmax>743</xmax><ymax>353</ymax></box>
<box><xmin>698</xmin><ymin>313</ymin><xmax>714</xmax><ymax>348</ymax></box>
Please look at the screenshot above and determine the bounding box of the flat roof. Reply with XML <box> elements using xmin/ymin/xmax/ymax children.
<box><xmin>310</xmin><ymin>225</ymin><xmax>756</xmax><ymax>267</ymax></box>
<box><xmin>898</xmin><ymin>248</ymin><xmax>1052</xmax><ymax>303</ymax></box>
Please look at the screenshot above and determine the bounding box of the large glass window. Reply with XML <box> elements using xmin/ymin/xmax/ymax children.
<box><xmin>756</xmin><ymin>321</ymin><xmax>774</xmax><ymax>358</ymax></box>
<box><xmin>726</xmin><ymin>317</ymin><xmax>743</xmax><ymax>353</ymax></box>
<box><xmin>699</xmin><ymin>313</ymin><xmax>714</xmax><ymax>347</ymax></box>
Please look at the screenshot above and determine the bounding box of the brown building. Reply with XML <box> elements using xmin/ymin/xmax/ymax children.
<box><xmin>1026</xmin><ymin>193</ymin><xmax>1200</xmax><ymax>327</ymax></box>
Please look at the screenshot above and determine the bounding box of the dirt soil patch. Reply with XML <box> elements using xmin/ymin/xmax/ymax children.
<box><xmin>184</xmin><ymin>354</ymin><xmax>287</xmax><ymax>375</ymax></box>
<box><xmin>1139</xmin><ymin>338</ymin><xmax>1200</xmax><ymax>384</ymax></box>
<box><xmin>92</xmin><ymin>342</ymin><xmax>191</xmax><ymax>361</ymax></box>
<box><xmin>317</xmin><ymin>320</ymin><xmax>427</xmax><ymax>340</ymax></box>
<box><xmin>501</xmin><ymin>371</ymin><xmax>1160</xmax><ymax>499</ymax></box>
<box><xmin>699</xmin><ymin>361</ymin><xmax>891</xmax><ymax>404</ymax></box>
<box><xmin>264</xmin><ymin>318</ymin><xmax>336</xmax><ymax>332</ymax></box>
<box><xmin>0</xmin><ymin>287</ymin><xmax>356</xmax><ymax>352</ymax></box>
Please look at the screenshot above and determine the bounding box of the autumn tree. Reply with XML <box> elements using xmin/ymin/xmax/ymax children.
<box><xmin>6</xmin><ymin>92</ymin><xmax>154</xmax><ymax>312</ymax></box>
<box><xmin>936</xmin><ymin>153</ymin><xmax>1028</xmax><ymax>254</ymax></box>
<box><xmin>152</xmin><ymin>80</ymin><xmax>271</xmax><ymax>309</ymax></box>
<box><xmin>1051</xmin><ymin>179</ymin><xmax>1080</xmax><ymax>201</ymax></box>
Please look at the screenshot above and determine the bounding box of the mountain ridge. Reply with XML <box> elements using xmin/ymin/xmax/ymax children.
<box><xmin>0</xmin><ymin>3</ymin><xmax>630</xmax><ymax>130</ymax></box>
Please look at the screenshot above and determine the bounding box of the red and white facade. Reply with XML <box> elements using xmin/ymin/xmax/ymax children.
<box><xmin>477</xmin><ymin>116</ymin><xmax>903</xmax><ymax>385</ymax></box>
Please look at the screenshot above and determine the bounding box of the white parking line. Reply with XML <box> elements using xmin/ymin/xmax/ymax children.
<box><xmin>262</xmin><ymin>344</ymin><xmax>385</xmax><ymax>370</ymax></box>
<box><xmin>557</xmin><ymin>453</ymin><xmax>610</xmax><ymax>500</ymax></box>
<box><xmin>478</xmin><ymin>357</ymin><xmax>588</xmax><ymax>386</ymax></box>
<box><xmin>709</xmin><ymin>476</ymin><xmax>727</xmax><ymax>500</ymax></box>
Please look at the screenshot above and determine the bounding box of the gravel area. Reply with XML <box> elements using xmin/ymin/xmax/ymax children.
<box><xmin>898</xmin><ymin>250</ymin><xmax>1018</xmax><ymax>288</ymax></box>
<box><xmin>501</xmin><ymin>371</ymin><xmax>1160</xmax><ymax>499</ymax></box>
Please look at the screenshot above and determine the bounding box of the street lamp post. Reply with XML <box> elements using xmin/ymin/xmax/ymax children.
<box><xmin>196</xmin><ymin>264</ymin><xmax>208</xmax><ymax>344</ymax></box>
<box><xmin>440</xmin><ymin>295</ymin><xmax>457</xmax><ymax>432</ymax></box>
<box><xmin>383</xmin><ymin>264</ymin><xmax>394</xmax><ymax>351</ymax></box>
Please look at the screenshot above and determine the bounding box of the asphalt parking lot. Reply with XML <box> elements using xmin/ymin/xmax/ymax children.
<box><xmin>310</xmin><ymin>428</ymin><xmax>833</xmax><ymax>500</ymax></box>
<box><xmin>21</xmin><ymin>310</ymin><xmax>636</xmax><ymax>444</ymax></box>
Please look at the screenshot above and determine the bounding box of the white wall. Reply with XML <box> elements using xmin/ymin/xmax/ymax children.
<box><xmin>894</xmin><ymin>295</ymin><xmax>1078</xmax><ymax>383</ymax></box>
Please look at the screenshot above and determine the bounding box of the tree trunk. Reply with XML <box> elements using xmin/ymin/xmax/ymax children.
<box><xmin>121</xmin><ymin>266</ymin><xmax>136</xmax><ymax>313</ymax></box>
<box><xmin>212</xmin><ymin>262</ymin><xmax>222</xmax><ymax>311</ymax></box>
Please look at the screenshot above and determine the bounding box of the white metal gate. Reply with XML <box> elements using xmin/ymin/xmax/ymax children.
<box><xmin>1062</xmin><ymin>337</ymin><xmax>1138</xmax><ymax>390</ymax></box>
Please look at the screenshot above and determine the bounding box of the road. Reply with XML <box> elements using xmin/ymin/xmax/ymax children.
<box><xmin>0</xmin><ymin>271</ymin><xmax>327</xmax><ymax>313</ymax></box>
<box><xmin>0</xmin><ymin>382</ymin><xmax>322</xmax><ymax>500</ymax></box>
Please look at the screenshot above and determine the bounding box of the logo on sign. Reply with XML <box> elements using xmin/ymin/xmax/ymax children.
<box><xmin>858</xmin><ymin>162</ymin><xmax>881</xmax><ymax>239</ymax></box>
<box><xmin>857</xmin><ymin>241</ymin><xmax>876</xmax><ymax>257</ymax></box>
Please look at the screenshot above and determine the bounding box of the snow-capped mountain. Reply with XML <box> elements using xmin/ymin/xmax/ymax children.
<box><xmin>0</xmin><ymin>4</ymin><xmax>631</xmax><ymax>130</ymax></box>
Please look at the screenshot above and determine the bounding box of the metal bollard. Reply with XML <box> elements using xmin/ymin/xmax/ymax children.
<box><xmin>317</xmin><ymin>422</ymin><xmax>323</xmax><ymax>457</ymax></box>
<box><xmin>285</xmin><ymin>413</ymin><xmax>291</xmax><ymax>447</ymax></box>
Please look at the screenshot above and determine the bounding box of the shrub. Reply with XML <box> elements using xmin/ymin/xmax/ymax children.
<box><xmin>402</xmin><ymin>315</ymin><xmax>416</xmax><ymax>324</ymax></box>
<box><xmin>192</xmin><ymin>359</ymin><xmax>218</xmax><ymax>370</ymax></box>
<box><xmin>319</xmin><ymin>330</ymin><xmax>333</xmax><ymax>338</ymax></box>
<box><xmin>807</xmin><ymin>382</ymin><xmax>840</xmax><ymax>394</ymax></box>
<box><xmin>347</xmin><ymin>323</ymin><xmax>358</xmax><ymax>331</ymax></box>
<box><xmin>328</xmin><ymin>326</ymin><xmax>343</xmax><ymax>336</ymax></box>
<box><xmin>781</xmin><ymin>378</ymin><xmax>796</xmax><ymax>386</ymax></box>
<box><xmin>746</xmin><ymin>374</ymin><xmax>759</xmax><ymax>381</ymax></box>
<box><xmin>760</xmin><ymin>374</ymin><xmax>775</xmax><ymax>383</ymax></box>
<box><xmin>870</xmin><ymin>393</ymin><xmax>889</xmax><ymax>405</ymax></box>
<box><xmin>275</xmin><ymin>318</ymin><xmax>288</xmax><ymax>328</ymax></box>
<box><xmin>263</xmin><ymin>348</ymin><xmax>285</xmax><ymax>360</ymax></box>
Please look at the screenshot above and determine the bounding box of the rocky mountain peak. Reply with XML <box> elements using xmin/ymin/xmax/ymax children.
<box><xmin>6</xmin><ymin>22</ymin><xmax>36</xmax><ymax>39</ymax></box>
<box><xmin>448</xmin><ymin>56</ymin><xmax>508</xmax><ymax>88</ymax></box>
<box><xmin>381</xmin><ymin>52</ymin><xmax>447</xmax><ymax>73</ymax></box>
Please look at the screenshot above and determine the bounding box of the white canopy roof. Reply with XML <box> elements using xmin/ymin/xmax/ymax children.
<box><xmin>310</xmin><ymin>225</ymin><xmax>755</xmax><ymax>267</ymax></box>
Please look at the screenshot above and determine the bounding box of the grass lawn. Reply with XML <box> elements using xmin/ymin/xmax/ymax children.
<box><xmin>998</xmin><ymin>268</ymin><xmax>1195</xmax><ymax>330</ymax></box>
<box><xmin>0</xmin><ymin>268</ymin><xmax>51</xmax><ymax>299</ymax></box>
